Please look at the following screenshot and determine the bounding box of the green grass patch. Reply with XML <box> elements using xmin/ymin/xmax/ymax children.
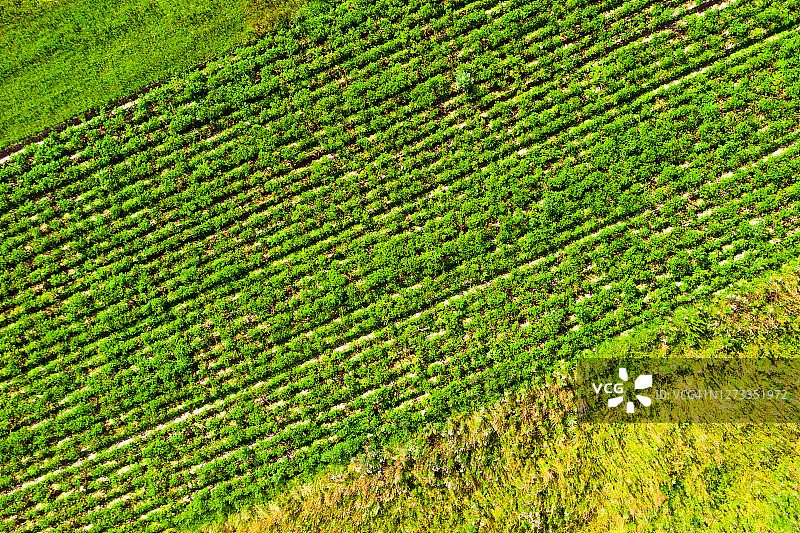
<box><xmin>0</xmin><ymin>0</ymin><xmax>302</xmax><ymax>146</ymax></box>
<box><xmin>195</xmin><ymin>261</ymin><xmax>800</xmax><ymax>533</ymax></box>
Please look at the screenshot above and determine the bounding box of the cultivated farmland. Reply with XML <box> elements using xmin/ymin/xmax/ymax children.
<box><xmin>1</xmin><ymin>0</ymin><xmax>800</xmax><ymax>531</ymax></box>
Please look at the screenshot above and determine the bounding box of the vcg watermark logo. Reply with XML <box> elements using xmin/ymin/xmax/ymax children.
<box><xmin>579</xmin><ymin>358</ymin><xmax>800</xmax><ymax>423</ymax></box>
<box><xmin>592</xmin><ymin>367</ymin><xmax>653</xmax><ymax>414</ymax></box>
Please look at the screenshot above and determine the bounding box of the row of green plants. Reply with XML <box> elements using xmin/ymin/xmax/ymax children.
<box><xmin>0</xmin><ymin>0</ymin><xmax>792</xmax><ymax>474</ymax></box>
<box><xmin>0</xmin><ymin>0</ymin><xmax>788</xmax><ymax>478</ymax></box>
<box><xmin>190</xmin><ymin>257</ymin><xmax>800</xmax><ymax>533</ymax></box>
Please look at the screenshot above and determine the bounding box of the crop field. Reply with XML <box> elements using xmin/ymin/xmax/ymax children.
<box><xmin>1</xmin><ymin>0</ymin><xmax>800</xmax><ymax>531</ymax></box>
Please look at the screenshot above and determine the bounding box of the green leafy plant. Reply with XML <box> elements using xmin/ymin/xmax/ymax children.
<box><xmin>455</xmin><ymin>69</ymin><xmax>474</xmax><ymax>93</ymax></box>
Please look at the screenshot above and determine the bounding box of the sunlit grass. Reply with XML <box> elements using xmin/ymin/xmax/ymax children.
<box><xmin>0</xmin><ymin>0</ymin><xmax>303</xmax><ymax>146</ymax></box>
